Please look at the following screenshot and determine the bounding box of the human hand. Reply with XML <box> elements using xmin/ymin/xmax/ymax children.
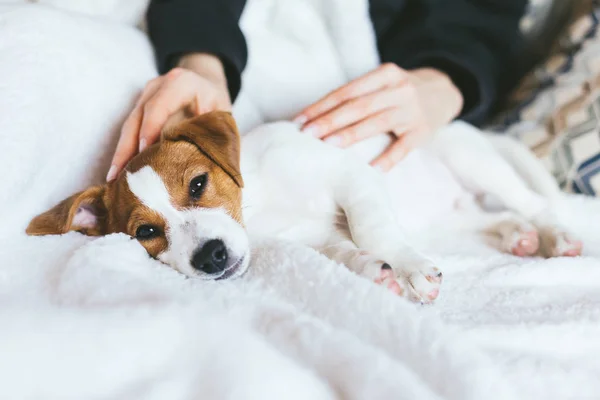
<box><xmin>294</xmin><ymin>64</ymin><xmax>464</xmax><ymax>172</ymax></box>
<box><xmin>107</xmin><ymin>53</ymin><xmax>231</xmax><ymax>181</ymax></box>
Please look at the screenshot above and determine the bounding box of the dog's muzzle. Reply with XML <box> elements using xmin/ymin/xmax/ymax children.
<box><xmin>191</xmin><ymin>239</ymin><xmax>246</xmax><ymax>280</ymax></box>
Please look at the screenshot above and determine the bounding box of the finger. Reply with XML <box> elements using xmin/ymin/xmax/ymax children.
<box><xmin>370</xmin><ymin>131</ymin><xmax>418</xmax><ymax>172</ymax></box>
<box><xmin>162</xmin><ymin>108</ymin><xmax>192</xmax><ymax>133</ymax></box>
<box><xmin>322</xmin><ymin>108</ymin><xmax>403</xmax><ymax>147</ymax></box>
<box><xmin>107</xmin><ymin>76</ymin><xmax>164</xmax><ymax>181</ymax></box>
<box><xmin>296</xmin><ymin>63</ymin><xmax>407</xmax><ymax>125</ymax></box>
<box><xmin>138</xmin><ymin>72</ymin><xmax>211</xmax><ymax>153</ymax></box>
<box><xmin>303</xmin><ymin>86</ymin><xmax>404</xmax><ymax>139</ymax></box>
<box><xmin>125</xmin><ymin>77</ymin><xmax>165</xmax><ymax>146</ymax></box>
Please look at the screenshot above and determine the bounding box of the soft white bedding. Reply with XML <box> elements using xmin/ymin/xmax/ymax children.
<box><xmin>1</xmin><ymin>1</ymin><xmax>599</xmax><ymax>399</ymax></box>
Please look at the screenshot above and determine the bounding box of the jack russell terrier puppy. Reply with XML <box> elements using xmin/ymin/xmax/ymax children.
<box><xmin>26</xmin><ymin>111</ymin><xmax>582</xmax><ymax>303</ymax></box>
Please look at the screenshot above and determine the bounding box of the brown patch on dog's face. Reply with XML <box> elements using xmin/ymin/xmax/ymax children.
<box><xmin>106</xmin><ymin>139</ymin><xmax>243</xmax><ymax>259</ymax></box>
<box><xmin>27</xmin><ymin>111</ymin><xmax>248</xmax><ymax>278</ymax></box>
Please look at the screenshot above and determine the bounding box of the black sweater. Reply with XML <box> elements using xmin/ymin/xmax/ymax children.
<box><xmin>147</xmin><ymin>0</ymin><xmax>528</xmax><ymax>125</ymax></box>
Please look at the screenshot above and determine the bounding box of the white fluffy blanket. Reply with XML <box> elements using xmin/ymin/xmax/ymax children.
<box><xmin>1</xmin><ymin>2</ymin><xmax>600</xmax><ymax>399</ymax></box>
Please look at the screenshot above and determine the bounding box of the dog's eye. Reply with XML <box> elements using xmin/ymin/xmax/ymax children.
<box><xmin>135</xmin><ymin>225</ymin><xmax>160</xmax><ymax>240</ymax></box>
<box><xmin>189</xmin><ymin>174</ymin><xmax>208</xmax><ymax>200</ymax></box>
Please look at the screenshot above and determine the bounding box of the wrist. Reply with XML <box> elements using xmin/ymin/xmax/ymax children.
<box><xmin>413</xmin><ymin>67</ymin><xmax>464</xmax><ymax>120</ymax></box>
<box><xmin>178</xmin><ymin>53</ymin><xmax>229</xmax><ymax>92</ymax></box>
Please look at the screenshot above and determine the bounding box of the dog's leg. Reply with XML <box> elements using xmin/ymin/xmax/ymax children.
<box><xmin>432</xmin><ymin>123</ymin><xmax>582</xmax><ymax>257</ymax></box>
<box><xmin>248</xmin><ymin>122</ymin><xmax>442</xmax><ymax>302</ymax></box>
<box><xmin>331</xmin><ymin>163</ymin><xmax>443</xmax><ymax>303</ymax></box>
<box><xmin>319</xmin><ymin>230</ymin><xmax>413</xmax><ymax>296</ymax></box>
<box><xmin>320</xmin><ymin>233</ymin><xmax>384</xmax><ymax>278</ymax></box>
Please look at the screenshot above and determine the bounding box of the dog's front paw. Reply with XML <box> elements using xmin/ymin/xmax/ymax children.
<box><xmin>374</xmin><ymin>262</ymin><xmax>442</xmax><ymax>304</ymax></box>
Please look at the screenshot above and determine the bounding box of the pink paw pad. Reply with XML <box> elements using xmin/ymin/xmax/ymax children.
<box><xmin>374</xmin><ymin>264</ymin><xmax>404</xmax><ymax>296</ymax></box>
<box><xmin>512</xmin><ymin>230</ymin><xmax>539</xmax><ymax>257</ymax></box>
<box><xmin>427</xmin><ymin>289</ymin><xmax>440</xmax><ymax>301</ymax></box>
<box><xmin>560</xmin><ymin>239</ymin><xmax>583</xmax><ymax>257</ymax></box>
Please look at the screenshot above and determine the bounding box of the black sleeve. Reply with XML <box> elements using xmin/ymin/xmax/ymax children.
<box><xmin>147</xmin><ymin>0</ymin><xmax>248</xmax><ymax>102</ymax></box>
<box><xmin>372</xmin><ymin>0</ymin><xmax>528</xmax><ymax>126</ymax></box>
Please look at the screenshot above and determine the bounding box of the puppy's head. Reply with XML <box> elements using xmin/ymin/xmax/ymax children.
<box><xmin>27</xmin><ymin>111</ymin><xmax>249</xmax><ymax>280</ymax></box>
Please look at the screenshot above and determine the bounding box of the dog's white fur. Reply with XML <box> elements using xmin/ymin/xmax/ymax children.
<box><xmin>233</xmin><ymin>119</ymin><xmax>579</xmax><ymax>302</ymax></box>
<box><xmin>126</xmin><ymin>166</ymin><xmax>250</xmax><ymax>279</ymax></box>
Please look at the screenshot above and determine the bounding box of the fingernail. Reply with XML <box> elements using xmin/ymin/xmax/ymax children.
<box><xmin>292</xmin><ymin>115</ymin><xmax>307</xmax><ymax>126</ymax></box>
<box><xmin>302</xmin><ymin>125</ymin><xmax>320</xmax><ymax>137</ymax></box>
<box><xmin>324</xmin><ymin>135</ymin><xmax>342</xmax><ymax>146</ymax></box>
<box><xmin>139</xmin><ymin>138</ymin><xmax>147</xmax><ymax>153</ymax></box>
<box><xmin>106</xmin><ymin>165</ymin><xmax>117</xmax><ymax>182</ymax></box>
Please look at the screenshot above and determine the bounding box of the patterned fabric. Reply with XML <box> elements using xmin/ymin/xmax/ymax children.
<box><xmin>491</xmin><ymin>1</ymin><xmax>600</xmax><ymax>196</ymax></box>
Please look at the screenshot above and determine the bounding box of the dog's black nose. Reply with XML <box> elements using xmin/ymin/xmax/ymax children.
<box><xmin>192</xmin><ymin>239</ymin><xmax>229</xmax><ymax>274</ymax></box>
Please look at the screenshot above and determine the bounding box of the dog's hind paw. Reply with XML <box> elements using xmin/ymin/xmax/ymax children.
<box><xmin>537</xmin><ymin>227</ymin><xmax>583</xmax><ymax>258</ymax></box>
<box><xmin>509</xmin><ymin>229</ymin><xmax>540</xmax><ymax>257</ymax></box>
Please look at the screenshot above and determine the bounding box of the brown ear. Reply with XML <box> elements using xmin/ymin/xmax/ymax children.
<box><xmin>163</xmin><ymin>111</ymin><xmax>244</xmax><ymax>188</ymax></box>
<box><xmin>26</xmin><ymin>185</ymin><xmax>107</xmax><ymax>236</ymax></box>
